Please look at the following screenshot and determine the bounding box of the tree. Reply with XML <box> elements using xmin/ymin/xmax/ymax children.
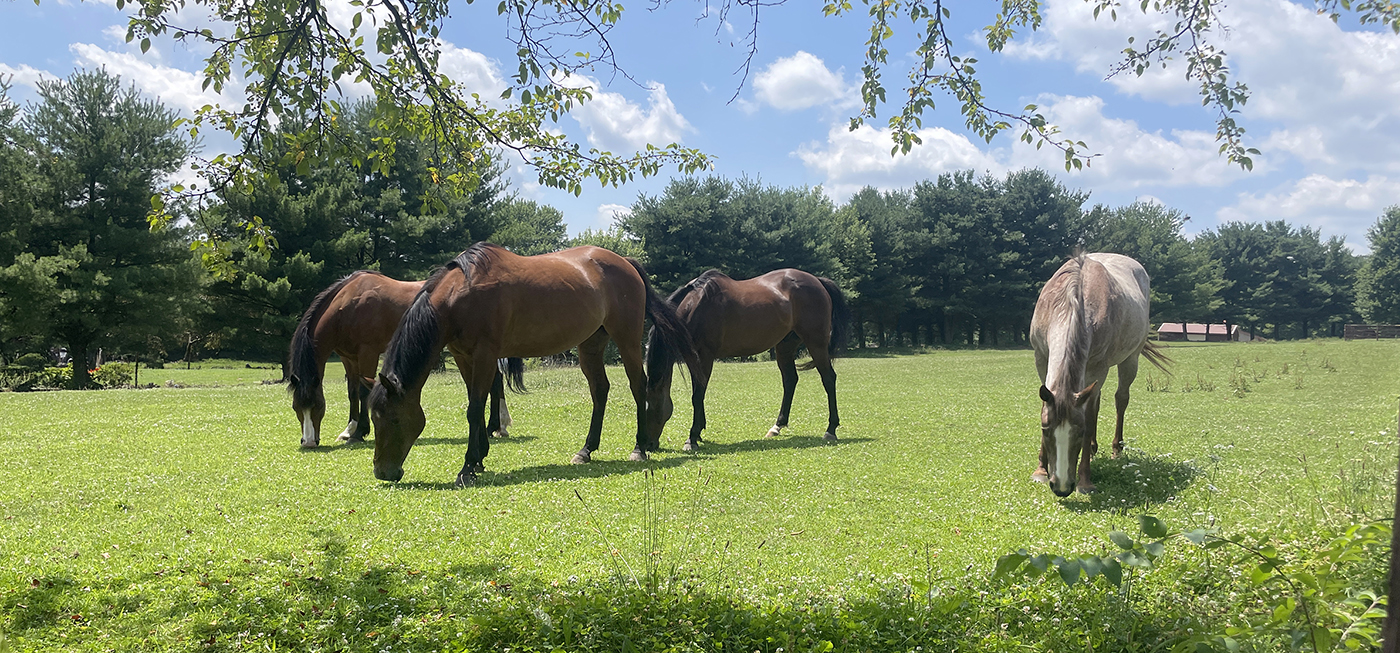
<box><xmin>1081</xmin><ymin>201</ymin><xmax>1224</xmax><ymax>323</ymax></box>
<box><xmin>568</xmin><ymin>226</ymin><xmax>645</xmax><ymax>261</ymax></box>
<box><xmin>490</xmin><ymin>199</ymin><xmax>568</xmax><ymax>256</ymax></box>
<box><xmin>1357</xmin><ymin>206</ymin><xmax>1400</xmax><ymax>324</ymax></box>
<box><xmin>199</xmin><ymin>101</ymin><xmax>512</xmax><ymax>367</ymax></box>
<box><xmin>21</xmin><ymin>69</ymin><xmax>201</xmax><ymax>387</ymax></box>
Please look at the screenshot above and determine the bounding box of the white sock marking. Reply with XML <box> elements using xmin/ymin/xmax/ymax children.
<box><xmin>301</xmin><ymin>413</ymin><xmax>317</xmax><ymax>447</ymax></box>
<box><xmin>1054</xmin><ymin>424</ymin><xmax>1072</xmax><ymax>493</ymax></box>
<box><xmin>337</xmin><ymin>420</ymin><xmax>358</xmax><ymax>441</ymax></box>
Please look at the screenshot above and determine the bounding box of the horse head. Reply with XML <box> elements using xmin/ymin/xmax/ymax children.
<box><xmin>1039</xmin><ymin>381</ymin><xmax>1097</xmax><ymax>497</ymax></box>
<box><xmin>369</xmin><ymin>371</ymin><xmax>426</xmax><ymax>482</ymax></box>
<box><xmin>289</xmin><ymin>373</ymin><xmax>327</xmax><ymax>448</ymax></box>
<box><xmin>644</xmin><ymin>368</ymin><xmax>675</xmax><ymax>450</ymax></box>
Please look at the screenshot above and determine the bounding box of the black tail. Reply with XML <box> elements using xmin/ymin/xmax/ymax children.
<box><xmin>503</xmin><ymin>357</ymin><xmax>526</xmax><ymax>393</ymax></box>
<box><xmin>288</xmin><ymin>271</ymin><xmax>377</xmax><ymax>407</ymax></box>
<box><xmin>797</xmin><ymin>277</ymin><xmax>851</xmax><ymax>371</ymax></box>
<box><xmin>626</xmin><ymin>259</ymin><xmax>697</xmax><ymax>384</ymax></box>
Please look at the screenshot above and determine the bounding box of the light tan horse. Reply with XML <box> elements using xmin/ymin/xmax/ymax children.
<box><xmin>644</xmin><ymin>269</ymin><xmax>850</xmax><ymax>451</ymax></box>
<box><xmin>1029</xmin><ymin>253</ymin><xmax>1169</xmax><ymax>496</ymax></box>
<box><xmin>368</xmin><ymin>243</ymin><xmax>695</xmax><ymax>487</ymax></box>
<box><xmin>288</xmin><ymin>271</ymin><xmax>516</xmax><ymax>448</ymax></box>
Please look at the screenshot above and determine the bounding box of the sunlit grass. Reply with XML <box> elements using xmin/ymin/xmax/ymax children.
<box><xmin>0</xmin><ymin>340</ymin><xmax>1395</xmax><ymax>650</ymax></box>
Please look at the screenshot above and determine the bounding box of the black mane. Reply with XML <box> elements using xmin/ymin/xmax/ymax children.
<box><xmin>666</xmin><ymin>269</ymin><xmax>728</xmax><ymax>306</ymax></box>
<box><xmin>288</xmin><ymin>270</ymin><xmax>383</xmax><ymax>406</ymax></box>
<box><xmin>378</xmin><ymin>243</ymin><xmax>505</xmax><ymax>389</ymax></box>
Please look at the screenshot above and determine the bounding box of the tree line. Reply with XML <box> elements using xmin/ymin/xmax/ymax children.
<box><xmin>2</xmin><ymin>70</ymin><xmax>1399</xmax><ymax>387</ymax></box>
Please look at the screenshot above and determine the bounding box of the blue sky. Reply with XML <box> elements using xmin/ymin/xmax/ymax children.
<box><xmin>4</xmin><ymin>0</ymin><xmax>1398</xmax><ymax>252</ymax></box>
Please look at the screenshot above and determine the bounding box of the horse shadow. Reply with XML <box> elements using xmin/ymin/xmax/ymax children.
<box><xmin>662</xmin><ymin>433</ymin><xmax>875</xmax><ymax>457</ymax></box>
<box><xmin>1061</xmin><ymin>449</ymin><xmax>1202</xmax><ymax>512</ymax></box>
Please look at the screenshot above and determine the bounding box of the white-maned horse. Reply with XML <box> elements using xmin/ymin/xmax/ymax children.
<box><xmin>1029</xmin><ymin>252</ymin><xmax>1169</xmax><ymax>496</ymax></box>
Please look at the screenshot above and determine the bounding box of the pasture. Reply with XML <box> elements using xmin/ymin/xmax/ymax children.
<box><xmin>0</xmin><ymin>340</ymin><xmax>1396</xmax><ymax>652</ymax></box>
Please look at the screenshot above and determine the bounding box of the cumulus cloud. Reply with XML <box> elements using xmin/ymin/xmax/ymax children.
<box><xmin>0</xmin><ymin>63</ymin><xmax>55</xmax><ymax>90</ymax></box>
<box><xmin>1218</xmin><ymin>174</ymin><xmax>1400</xmax><ymax>251</ymax></box>
<box><xmin>798</xmin><ymin>94</ymin><xmax>1243</xmax><ymax>200</ymax></box>
<box><xmin>70</xmin><ymin>43</ymin><xmax>240</xmax><ymax>116</ymax></box>
<box><xmin>752</xmin><ymin>51</ymin><xmax>850</xmax><ymax>111</ymax></box>
<box><xmin>594</xmin><ymin>203</ymin><xmax>631</xmax><ymax>228</ymax></box>
<box><xmin>570</xmin><ymin>80</ymin><xmax>692</xmax><ymax>153</ymax></box>
<box><xmin>438</xmin><ymin>43</ymin><xmax>509</xmax><ymax>104</ymax></box>
<box><xmin>796</xmin><ymin>123</ymin><xmax>1002</xmax><ymax>199</ymax></box>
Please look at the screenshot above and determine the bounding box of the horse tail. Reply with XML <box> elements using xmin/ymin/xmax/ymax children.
<box><xmin>502</xmin><ymin>357</ymin><xmax>526</xmax><ymax>394</ymax></box>
<box><xmin>1141</xmin><ymin>339</ymin><xmax>1173</xmax><ymax>374</ymax></box>
<box><xmin>288</xmin><ymin>271</ymin><xmax>374</xmax><ymax>406</ymax></box>
<box><xmin>625</xmin><ymin>258</ymin><xmax>697</xmax><ymax>383</ymax></box>
<box><xmin>797</xmin><ymin>276</ymin><xmax>850</xmax><ymax>371</ymax></box>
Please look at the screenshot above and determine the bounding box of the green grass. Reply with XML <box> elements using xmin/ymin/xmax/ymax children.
<box><xmin>0</xmin><ymin>340</ymin><xmax>1396</xmax><ymax>651</ymax></box>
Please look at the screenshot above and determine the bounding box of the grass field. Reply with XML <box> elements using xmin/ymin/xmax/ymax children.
<box><xmin>1</xmin><ymin>340</ymin><xmax>1396</xmax><ymax>651</ymax></box>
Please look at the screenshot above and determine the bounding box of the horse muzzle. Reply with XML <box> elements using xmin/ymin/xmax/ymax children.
<box><xmin>1049</xmin><ymin>476</ymin><xmax>1075</xmax><ymax>497</ymax></box>
<box><xmin>374</xmin><ymin>466</ymin><xmax>404</xmax><ymax>482</ymax></box>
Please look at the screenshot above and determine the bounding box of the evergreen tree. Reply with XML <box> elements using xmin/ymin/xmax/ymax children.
<box><xmin>1357</xmin><ymin>207</ymin><xmax>1400</xmax><ymax>324</ymax></box>
<box><xmin>1081</xmin><ymin>201</ymin><xmax>1224</xmax><ymax>323</ymax></box>
<box><xmin>21</xmin><ymin>70</ymin><xmax>199</xmax><ymax>386</ymax></box>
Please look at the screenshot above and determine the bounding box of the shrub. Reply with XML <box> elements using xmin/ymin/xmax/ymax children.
<box><xmin>14</xmin><ymin>353</ymin><xmax>48</xmax><ymax>370</ymax></box>
<box><xmin>91</xmin><ymin>362</ymin><xmax>135</xmax><ymax>388</ymax></box>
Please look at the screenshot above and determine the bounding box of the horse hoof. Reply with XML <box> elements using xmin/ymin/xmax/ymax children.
<box><xmin>822</xmin><ymin>432</ymin><xmax>837</xmax><ymax>442</ymax></box>
<box><xmin>497</xmin><ymin>429</ymin><xmax>509</xmax><ymax>438</ymax></box>
<box><xmin>681</xmin><ymin>440</ymin><xmax>697</xmax><ymax>452</ymax></box>
<box><xmin>1030</xmin><ymin>471</ymin><xmax>1049</xmax><ymax>484</ymax></box>
<box><xmin>765</xmin><ymin>426</ymin><xmax>782</xmax><ymax>438</ymax></box>
<box><xmin>1076</xmin><ymin>484</ymin><xmax>1097</xmax><ymax>495</ymax></box>
<box><xmin>628</xmin><ymin>449</ymin><xmax>648</xmax><ymax>462</ymax></box>
<box><xmin>344</xmin><ymin>435</ymin><xmax>365</xmax><ymax>444</ymax></box>
<box><xmin>1111</xmin><ymin>448</ymin><xmax>1123</xmax><ymax>459</ymax></box>
<box><xmin>300</xmin><ymin>441</ymin><xmax>319</xmax><ymax>449</ymax></box>
<box><xmin>455</xmin><ymin>472</ymin><xmax>477</xmax><ymax>488</ymax></box>
<box><xmin>571</xmin><ymin>450</ymin><xmax>591</xmax><ymax>464</ymax></box>
<box><xmin>472</xmin><ymin>463</ymin><xmax>485</xmax><ymax>474</ymax></box>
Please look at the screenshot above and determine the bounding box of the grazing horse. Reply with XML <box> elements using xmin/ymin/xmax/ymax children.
<box><xmin>1029</xmin><ymin>253</ymin><xmax>1169</xmax><ymax>496</ymax></box>
<box><xmin>288</xmin><ymin>271</ymin><xmax>516</xmax><ymax>448</ymax></box>
<box><xmin>644</xmin><ymin>269</ymin><xmax>850</xmax><ymax>451</ymax></box>
<box><xmin>368</xmin><ymin>243</ymin><xmax>695</xmax><ymax>487</ymax></box>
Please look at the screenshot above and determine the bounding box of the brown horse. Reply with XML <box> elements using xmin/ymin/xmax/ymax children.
<box><xmin>644</xmin><ymin>269</ymin><xmax>850</xmax><ymax>451</ymax></box>
<box><xmin>1029</xmin><ymin>253</ymin><xmax>1169</xmax><ymax>496</ymax></box>
<box><xmin>288</xmin><ymin>271</ymin><xmax>517</xmax><ymax>448</ymax></box>
<box><xmin>368</xmin><ymin>243</ymin><xmax>695</xmax><ymax>487</ymax></box>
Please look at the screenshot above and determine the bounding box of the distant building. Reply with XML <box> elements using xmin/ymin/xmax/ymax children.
<box><xmin>1156</xmin><ymin>322</ymin><xmax>1255</xmax><ymax>342</ymax></box>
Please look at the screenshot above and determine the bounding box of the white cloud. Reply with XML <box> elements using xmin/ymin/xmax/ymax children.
<box><xmin>70</xmin><ymin>43</ymin><xmax>240</xmax><ymax>116</ymax></box>
<box><xmin>1218</xmin><ymin>174</ymin><xmax>1400</xmax><ymax>251</ymax></box>
<box><xmin>0</xmin><ymin>63</ymin><xmax>55</xmax><ymax>90</ymax></box>
<box><xmin>571</xmin><ymin>80</ymin><xmax>692</xmax><ymax>153</ymax></box>
<box><xmin>796</xmin><ymin>123</ymin><xmax>1002</xmax><ymax>199</ymax></box>
<box><xmin>752</xmin><ymin>51</ymin><xmax>850</xmax><ymax>111</ymax></box>
<box><xmin>1007</xmin><ymin>95</ymin><xmax>1247</xmax><ymax>188</ymax></box>
<box><xmin>798</xmin><ymin>94</ymin><xmax>1244</xmax><ymax>200</ymax></box>
<box><xmin>594</xmin><ymin>203</ymin><xmax>631</xmax><ymax>229</ymax></box>
<box><xmin>438</xmin><ymin>43</ymin><xmax>508</xmax><ymax>104</ymax></box>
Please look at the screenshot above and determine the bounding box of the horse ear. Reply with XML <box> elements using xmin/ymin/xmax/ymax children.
<box><xmin>1039</xmin><ymin>385</ymin><xmax>1054</xmax><ymax>404</ymax></box>
<box><xmin>1074</xmin><ymin>381</ymin><xmax>1099</xmax><ymax>406</ymax></box>
<box><xmin>378</xmin><ymin>372</ymin><xmax>402</xmax><ymax>396</ymax></box>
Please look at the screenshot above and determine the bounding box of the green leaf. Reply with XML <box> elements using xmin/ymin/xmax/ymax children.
<box><xmin>1144</xmin><ymin>541</ymin><xmax>1165</xmax><ymax>558</ymax></box>
<box><xmin>1183</xmin><ymin>529</ymin><xmax>1208</xmax><ymax>544</ymax></box>
<box><xmin>140</xmin><ymin>38</ymin><xmax>151</xmax><ymax>54</ymax></box>
<box><xmin>1057</xmin><ymin>558</ymin><xmax>1082</xmax><ymax>587</ymax></box>
<box><xmin>1139</xmin><ymin>515</ymin><xmax>1168</xmax><ymax>538</ymax></box>
<box><xmin>1109</xmin><ymin>531</ymin><xmax>1134</xmax><ymax>550</ymax></box>
<box><xmin>992</xmin><ymin>552</ymin><xmax>1028</xmax><ymax>580</ymax></box>
<box><xmin>1101</xmin><ymin>559</ymin><xmax>1122</xmax><ymax>587</ymax></box>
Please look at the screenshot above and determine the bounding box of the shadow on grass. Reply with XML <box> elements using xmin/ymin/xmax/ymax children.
<box><xmin>1061</xmin><ymin>449</ymin><xmax>1202</xmax><ymax>512</ymax></box>
<box><xmin>663</xmin><ymin>434</ymin><xmax>875</xmax><ymax>456</ymax></box>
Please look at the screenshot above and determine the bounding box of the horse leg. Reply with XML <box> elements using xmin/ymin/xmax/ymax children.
<box><xmin>571</xmin><ymin>329</ymin><xmax>611</xmax><ymax>464</ymax></box>
<box><xmin>1032</xmin><ymin>442</ymin><xmax>1050</xmax><ymax>484</ymax></box>
<box><xmin>1077</xmin><ymin>390</ymin><xmax>1102</xmax><ymax>494</ymax></box>
<box><xmin>613</xmin><ymin>332</ymin><xmax>650</xmax><ymax>460</ymax></box>
<box><xmin>456</xmin><ymin>355</ymin><xmax>495</xmax><ymax>486</ymax></box>
<box><xmin>686</xmin><ymin>358</ymin><xmax>714</xmax><ymax>451</ymax></box>
<box><xmin>338</xmin><ymin>358</ymin><xmax>363</xmax><ymax>442</ymax></box>
<box><xmin>767</xmin><ymin>334</ymin><xmax>801</xmax><ymax>438</ymax></box>
<box><xmin>811</xmin><ymin>349</ymin><xmax>839</xmax><ymax>442</ymax></box>
<box><xmin>487</xmin><ymin>369</ymin><xmax>504</xmax><ymax>437</ymax></box>
<box><xmin>1113</xmin><ymin>357</ymin><xmax>1139</xmax><ymax>459</ymax></box>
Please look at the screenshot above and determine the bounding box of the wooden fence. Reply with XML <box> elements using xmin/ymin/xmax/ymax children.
<box><xmin>1344</xmin><ymin>324</ymin><xmax>1400</xmax><ymax>339</ymax></box>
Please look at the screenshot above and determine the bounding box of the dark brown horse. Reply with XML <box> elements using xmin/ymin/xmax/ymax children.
<box><xmin>288</xmin><ymin>271</ymin><xmax>517</xmax><ymax>448</ymax></box>
<box><xmin>644</xmin><ymin>269</ymin><xmax>850</xmax><ymax>451</ymax></box>
<box><xmin>368</xmin><ymin>243</ymin><xmax>695</xmax><ymax>486</ymax></box>
<box><xmin>1029</xmin><ymin>253</ymin><xmax>1170</xmax><ymax>496</ymax></box>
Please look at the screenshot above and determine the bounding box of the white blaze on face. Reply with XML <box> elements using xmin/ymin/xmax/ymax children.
<box><xmin>301</xmin><ymin>412</ymin><xmax>318</xmax><ymax>447</ymax></box>
<box><xmin>1053</xmin><ymin>423</ymin><xmax>1073</xmax><ymax>493</ymax></box>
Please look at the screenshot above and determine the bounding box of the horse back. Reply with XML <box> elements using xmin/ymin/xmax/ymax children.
<box><xmin>316</xmin><ymin>274</ymin><xmax>424</xmax><ymax>354</ymax></box>
<box><xmin>1081</xmin><ymin>253</ymin><xmax>1152</xmax><ymax>367</ymax></box>
<box><xmin>686</xmin><ymin>269</ymin><xmax>829</xmax><ymax>359</ymax></box>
